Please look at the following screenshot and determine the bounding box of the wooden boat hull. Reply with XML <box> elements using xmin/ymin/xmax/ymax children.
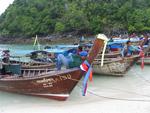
<box><xmin>0</xmin><ymin>68</ymin><xmax>82</xmax><ymax>101</ymax></box>
<box><xmin>98</xmin><ymin>52</ymin><xmax>120</xmax><ymax>58</ymax></box>
<box><xmin>93</xmin><ymin>56</ymin><xmax>139</xmax><ymax>76</ymax></box>
<box><xmin>93</xmin><ymin>45</ymin><xmax>150</xmax><ymax>76</ymax></box>
<box><xmin>0</xmin><ymin>34</ymin><xmax>107</xmax><ymax>101</ymax></box>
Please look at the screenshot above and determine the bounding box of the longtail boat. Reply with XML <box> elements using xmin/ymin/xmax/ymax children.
<box><xmin>93</xmin><ymin>55</ymin><xmax>139</xmax><ymax>76</ymax></box>
<box><xmin>9</xmin><ymin>50</ymin><xmax>55</xmax><ymax>68</ymax></box>
<box><xmin>92</xmin><ymin>45</ymin><xmax>150</xmax><ymax>76</ymax></box>
<box><xmin>0</xmin><ymin>34</ymin><xmax>107</xmax><ymax>101</ymax></box>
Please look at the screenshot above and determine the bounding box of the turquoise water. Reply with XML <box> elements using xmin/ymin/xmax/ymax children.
<box><xmin>0</xmin><ymin>44</ymin><xmax>150</xmax><ymax>113</ymax></box>
<box><xmin>0</xmin><ymin>44</ymin><xmax>78</xmax><ymax>56</ymax></box>
<box><xmin>0</xmin><ymin>44</ymin><xmax>34</xmax><ymax>56</ymax></box>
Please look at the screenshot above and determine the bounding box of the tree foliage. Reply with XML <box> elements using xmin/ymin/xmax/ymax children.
<box><xmin>0</xmin><ymin>0</ymin><xmax>150</xmax><ymax>38</ymax></box>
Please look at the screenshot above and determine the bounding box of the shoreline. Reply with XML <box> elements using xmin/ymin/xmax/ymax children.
<box><xmin>0</xmin><ymin>37</ymin><xmax>80</xmax><ymax>45</ymax></box>
<box><xmin>0</xmin><ymin>32</ymin><xmax>95</xmax><ymax>45</ymax></box>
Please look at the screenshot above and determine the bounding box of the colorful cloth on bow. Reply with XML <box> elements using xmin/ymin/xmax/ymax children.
<box><xmin>80</xmin><ymin>60</ymin><xmax>93</xmax><ymax>96</ymax></box>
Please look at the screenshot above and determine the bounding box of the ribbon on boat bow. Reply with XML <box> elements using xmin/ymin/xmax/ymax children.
<box><xmin>79</xmin><ymin>34</ymin><xmax>108</xmax><ymax>96</ymax></box>
<box><xmin>139</xmin><ymin>51</ymin><xmax>145</xmax><ymax>69</ymax></box>
<box><xmin>80</xmin><ymin>60</ymin><xmax>93</xmax><ymax>96</ymax></box>
<box><xmin>80</xmin><ymin>37</ymin><xmax>108</xmax><ymax>96</ymax></box>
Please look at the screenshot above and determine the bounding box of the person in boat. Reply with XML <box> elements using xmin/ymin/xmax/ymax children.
<box><xmin>56</xmin><ymin>46</ymin><xmax>88</xmax><ymax>70</ymax></box>
<box><xmin>77</xmin><ymin>46</ymin><xmax>83</xmax><ymax>55</ymax></box>
<box><xmin>140</xmin><ymin>34</ymin><xmax>149</xmax><ymax>47</ymax></box>
<box><xmin>121</xmin><ymin>40</ymin><xmax>141</xmax><ymax>57</ymax></box>
<box><xmin>0</xmin><ymin>50</ymin><xmax>10</xmax><ymax>75</ymax></box>
<box><xmin>1</xmin><ymin>50</ymin><xmax>10</xmax><ymax>63</ymax></box>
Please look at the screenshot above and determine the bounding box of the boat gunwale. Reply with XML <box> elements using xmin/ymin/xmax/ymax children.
<box><xmin>0</xmin><ymin>67</ymin><xmax>80</xmax><ymax>81</ymax></box>
<box><xmin>93</xmin><ymin>55</ymin><xmax>140</xmax><ymax>65</ymax></box>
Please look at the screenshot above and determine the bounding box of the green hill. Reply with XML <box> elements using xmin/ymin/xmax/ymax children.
<box><xmin>0</xmin><ymin>0</ymin><xmax>150</xmax><ymax>38</ymax></box>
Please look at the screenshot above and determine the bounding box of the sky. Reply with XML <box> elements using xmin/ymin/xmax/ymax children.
<box><xmin>0</xmin><ymin>0</ymin><xmax>14</xmax><ymax>15</ymax></box>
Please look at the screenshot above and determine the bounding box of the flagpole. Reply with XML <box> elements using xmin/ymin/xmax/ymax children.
<box><xmin>33</xmin><ymin>35</ymin><xmax>41</xmax><ymax>50</ymax></box>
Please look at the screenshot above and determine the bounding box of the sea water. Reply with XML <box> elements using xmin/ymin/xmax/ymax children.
<box><xmin>0</xmin><ymin>44</ymin><xmax>150</xmax><ymax>113</ymax></box>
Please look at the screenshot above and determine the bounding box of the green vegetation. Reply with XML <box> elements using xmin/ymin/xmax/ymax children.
<box><xmin>0</xmin><ymin>0</ymin><xmax>150</xmax><ymax>38</ymax></box>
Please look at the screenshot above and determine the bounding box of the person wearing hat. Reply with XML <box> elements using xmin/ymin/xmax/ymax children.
<box><xmin>56</xmin><ymin>46</ymin><xmax>88</xmax><ymax>70</ymax></box>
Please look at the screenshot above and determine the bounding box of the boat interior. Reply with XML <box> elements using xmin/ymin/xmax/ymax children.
<box><xmin>0</xmin><ymin>57</ymin><xmax>58</xmax><ymax>79</ymax></box>
<box><xmin>0</xmin><ymin>61</ymin><xmax>79</xmax><ymax>80</ymax></box>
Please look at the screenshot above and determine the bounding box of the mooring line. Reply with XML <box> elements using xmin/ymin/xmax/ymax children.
<box><xmin>68</xmin><ymin>64</ymin><xmax>150</xmax><ymax>102</ymax></box>
<box><xmin>131</xmin><ymin>64</ymin><xmax>150</xmax><ymax>84</ymax></box>
<box><xmin>77</xmin><ymin>85</ymin><xmax>150</xmax><ymax>102</ymax></box>
<box><xmin>87</xmin><ymin>89</ymin><xmax>150</xmax><ymax>102</ymax></box>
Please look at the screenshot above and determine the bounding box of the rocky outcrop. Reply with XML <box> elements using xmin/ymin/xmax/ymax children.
<box><xmin>0</xmin><ymin>32</ymin><xmax>83</xmax><ymax>44</ymax></box>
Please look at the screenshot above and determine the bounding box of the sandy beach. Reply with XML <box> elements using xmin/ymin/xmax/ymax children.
<box><xmin>0</xmin><ymin>65</ymin><xmax>150</xmax><ymax>113</ymax></box>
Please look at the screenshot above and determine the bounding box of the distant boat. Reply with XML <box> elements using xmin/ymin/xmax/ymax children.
<box><xmin>0</xmin><ymin>34</ymin><xmax>107</xmax><ymax>101</ymax></box>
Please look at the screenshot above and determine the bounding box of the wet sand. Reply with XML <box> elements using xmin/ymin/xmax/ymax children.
<box><xmin>0</xmin><ymin>65</ymin><xmax>150</xmax><ymax>113</ymax></box>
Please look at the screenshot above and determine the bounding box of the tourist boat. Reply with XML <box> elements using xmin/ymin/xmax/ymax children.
<box><xmin>0</xmin><ymin>34</ymin><xmax>107</xmax><ymax>101</ymax></box>
<box><xmin>7</xmin><ymin>50</ymin><xmax>56</xmax><ymax>69</ymax></box>
<box><xmin>92</xmin><ymin>46</ymin><xmax>150</xmax><ymax>76</ymax></box>
<box><xmin>93</xmin><ymin>55</ymin><xmax>139</xmax><ymax>76</ymax></box>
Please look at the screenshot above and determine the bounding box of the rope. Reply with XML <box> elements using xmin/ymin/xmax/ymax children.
<box><xmin>76</xmin><ymin>85</ymin><xmax>150</xmax><ymax>102</ymax></box>
<box><xmin>68</xmin><ymin>77</ymin><xmax>150</xmax><ymax>101</ymax></box>
<box><xmin>87</xmin><ymin>89</ymin><xmax>150</xmax><ymax>102</ymax></box>
<box><xmin>92</xmin><ymin>84</ymin><xmax>150</xmax><ymax>98</ymax></box>
<box><xmin>130</xmin><ymin>63</ymin><xmax>150</xmax><ymax>84</ymax></box>
<box><xmin>66</xmin><ymin>67</ymin><xmax>150</xmax><ymax>102</ymax></box>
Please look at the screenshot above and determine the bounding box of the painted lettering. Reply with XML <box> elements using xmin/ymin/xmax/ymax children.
<box><xmin>36</xmin><ymin>74</ymin><xmax>72</xmax><ymax>88</ymax></box>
